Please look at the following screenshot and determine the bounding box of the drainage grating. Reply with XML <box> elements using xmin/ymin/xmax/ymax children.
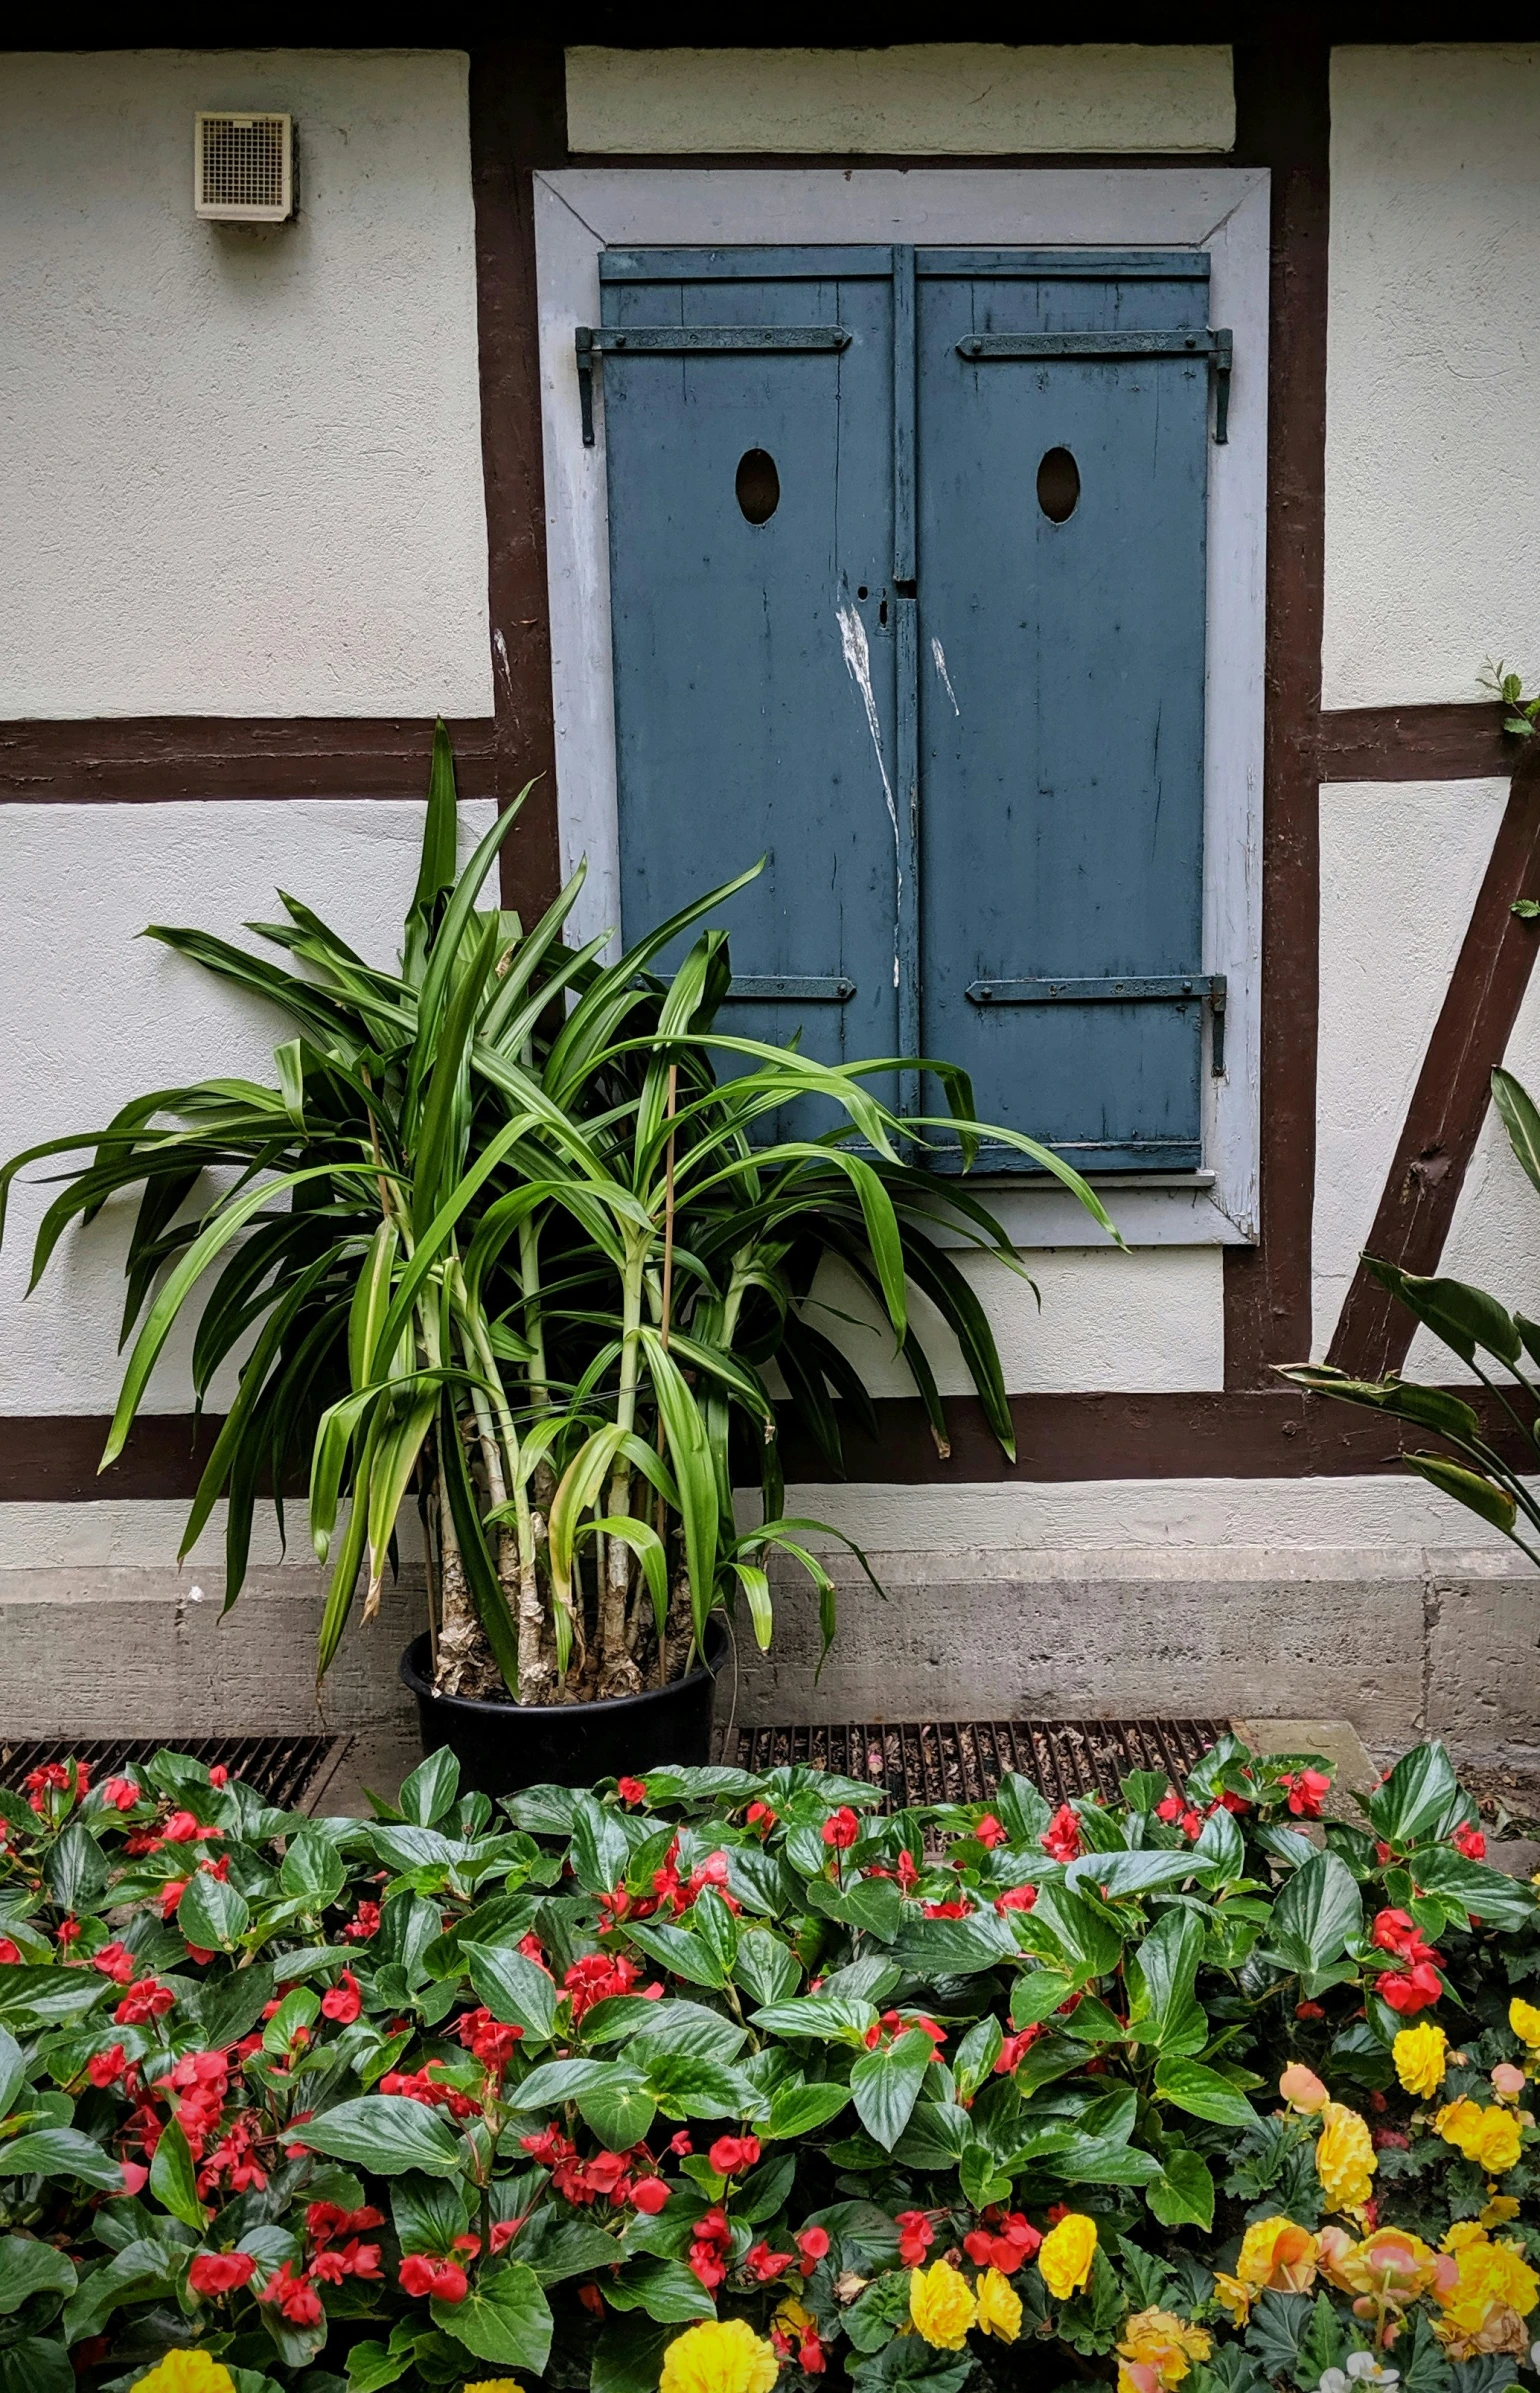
<box><xmin>0</xmin><ymin>1735</ymin><xmax>344</xmax><ymax>1813</ymax></box>
<box><xmin>714</xmin><ymin>1718</ymin><xmax>1230</xmax><ymax>1808</ymax></box>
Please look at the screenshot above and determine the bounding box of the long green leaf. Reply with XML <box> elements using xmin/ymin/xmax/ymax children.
<box><xmin>403</xmin><ymin>719</ymin><xmax>463</xmax><ymax>986</ymax></box>
<box><xmin>548</xmin><ymin>1425</ymin><xmax>629</xmax><ymax>1608</ymax></box>
<box><xmin>349</xmin><ymin>1220</ymin><xmax>400</xmax><ymax>1387</ymax></box>
<box><xmin>1492</xmin><ymin>1066</ymin><xmax>1540</xmax><ymax>1196</ymax></box>
<box><xmin>405</xmin><ymin>790</ymin><xmax>531</xmax><ymax>1117</ymax></box>
<box><xmin>587</xmin><ymin>1516</ymin><xmax>670</xmax><ymax>1645</ymax></box>
<box><xmin>639</xmin><ymin>1330</ymin><xmax>720</xmax><ymax>1653</ymax></box>
<box><xmin>315</xmin><ymin>1406</ymin><xmax>386</xmax><ymax>1675</ymax></box>
<box><xmin>104</xmin><ymin>1162</ymin><xmax>380</xmax><ymax>1467</ymax></box>
<box><xmin>438</xmin><ymin>1390</ymin><xmax>521</xmax><ymax>1693</ymax></box>
<box><xmin>367</xmin><ymin>1111</ymin><xmax>537</xmax><ymax>1376</ymax></box>
<box><xmin>366</xmin><ymin>1392</ymin><xmax>440</xmax><ymax>1607</ymax></box>
<box><xmin>480</xmin><ymin>860</ymin><xmax>589</xmax><ymax>1046</ymax></box>
<box><xmin>412</xmin><ymin>912</ymin><xmax>504</xmax><ymax>1230</ymax></box>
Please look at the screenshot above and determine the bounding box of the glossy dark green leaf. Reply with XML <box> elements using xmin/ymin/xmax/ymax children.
<box><xmin>850</xmin><ymin>2027</ymin><xmax>934</xmax><ymax>2152</ymax></box>
<box><xmin>1366</xmin><ymin>1741</ymin><xmax>1462</xmax><ymax>1849</ymax></box>
<box><xmin>178</xmin><ymin>1869</ymin><xmax>250</xmax><ymax>1951</ymax></box>
<box><xmin>464</xmin><ymin>1941</ymin><xmax>559</xmax><ymax>2042</ymax></box>
<box><xmin>148</xmin><ymin>2116</ymin><xmax>206</xmax><ymax>2230</ymax></box>
<box><xmin>290</xmin><ymin>2095</ymin><xmax>463</xmax><ymax>2178</ymax></box>
<box><xmin>433</xmin><ymin>2258</ymin><xmax>552</xmax><ymax>2372</ymax></box>
<box><xmin>1154</xmin><ymin>2057</ymin><xmax>1260</xmax><ymax>2127</ymax></box>
<box><xmin>0</xmin><ymin>2236</ymin><xmax>76</xmax><ymax>2316</ymax></box>
<box><xmin>0</xmin><ymin>2128</ymin><xmax>123</xmax><ymax>2189</ymax></box>
<box><xmin>43</xmin><ymin>1824</ymin><xmax>106</xmax><ymax>1918</ymax></box>
<box><xmin>606</xmin><ymin>2257</ymin><xmax>718</xmax><ymax>2324</ymax></box>
<box><xmin>1146</xmin><ymin>2147</ymin><xmax>1215</xmax><ymax>2229</ymax></box>
<box><xmin>1266</xmin><ymin>1848</ymin><xmax>1362</xmax><ymax>1974</ymax></box>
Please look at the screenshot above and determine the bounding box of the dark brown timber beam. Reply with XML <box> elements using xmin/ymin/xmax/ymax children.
<box><xmin>7</xmin><ymin>1387</ymin><xmax>1538</xmax><ymax>1503</ymax></box>
<box><xmin>1221</xmin><ymin>23</ymin><xmax>1330</xmax><ymax>1387</ymax></box>
<box><xmin>1327</xmin><ymin>745</ymin><xmax>1540</xmax><ymax>1380</ymax></box>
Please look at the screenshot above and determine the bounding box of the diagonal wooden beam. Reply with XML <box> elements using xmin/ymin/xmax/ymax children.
<box><xmin>1327</xmin><ymin>745</ymin><xmax>1540</xmax><ymax>1379</ymax></box>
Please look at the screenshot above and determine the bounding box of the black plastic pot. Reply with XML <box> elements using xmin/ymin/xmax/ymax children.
<box><xmin>399</xmin><ymin>1619</ymin><xmax>729</xmax><ymax>1799</ymax></box>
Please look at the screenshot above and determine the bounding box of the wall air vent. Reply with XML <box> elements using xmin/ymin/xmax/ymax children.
<box><xmin>195</xmin><ymin>112</ymin><xmax>294</xmax><ymax>222</ymax></box>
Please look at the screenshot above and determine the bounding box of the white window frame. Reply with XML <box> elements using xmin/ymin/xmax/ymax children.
<box><xmin>533</xmin><ymin>167</ymin><xmax>1269</xmax><ymax>1246</ymax></box>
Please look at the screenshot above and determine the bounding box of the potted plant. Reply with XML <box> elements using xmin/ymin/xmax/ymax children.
<box><xmin>1</xmin><ymin>729</ymin><xmax>1112</xmax><ymax>1791</ymax></box>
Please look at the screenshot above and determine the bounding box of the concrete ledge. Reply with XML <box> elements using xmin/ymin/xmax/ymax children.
<box><xmin>0</xmin><ymin>1563</ymin><xmax>422</xmax><ymax>1740</ymax></box>
<box><xmin>2</xmin><ymin>1511</ymin><xmax>1537</xmax><ymax>1771</ymax></box>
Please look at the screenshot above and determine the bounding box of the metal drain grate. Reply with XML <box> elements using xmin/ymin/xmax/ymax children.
<box><xmin>714</xmin><ymin>1718</ymin><xmax>1230</xmax><ymax>1808</ymax></box>
<box><xmin>0</xmin><ymin>1735</ymin><xmax>343</xmax><ymax>1813</ymax></box>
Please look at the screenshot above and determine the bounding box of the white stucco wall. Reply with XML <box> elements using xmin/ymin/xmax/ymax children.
<box><xmin>1406</xmin><ymin>958</ymin><xmax>1540</xmax><ymax>1381</ymax></box>
<box><xmin>0</xmin><ymin>51</ymin><xmax>491</xmax><ymax>719</ymax></box>
<box><xmin>811</xmin><ymin>1247</ymin><xmax>1225</xmax><ymax>1399</ymax></box>
<box><xmin>1312</xmin><ymin>779</ymin><xmax>1508</xmax><ymax>1356</ymax></box>
<box><xmin>1324</xmin><ymin>46</ymin><xmax>1540</xmax><ymax>709</ymax></box>
<box><xmin>564</xmin><ymin>46</ymin><xmax>1235</xmax><ymax>155</ymax></box>
<box><xmin>0</xmin><ymin>799</ymin><xmax>494</xmax><ymax>1415</ymax></box>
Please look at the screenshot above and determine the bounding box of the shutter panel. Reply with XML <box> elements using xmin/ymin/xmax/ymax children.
<box><xmin>597</xmin><ymin>250</ymin><xmax>902</xmax><ymax>1116</ymax></box>
<box><xmin>591</xmin><ymin>244</ymin><xmax>1221</xmax><ymax>1175</ymax></box>
<box><xmin>915</xmin><ymin>251</ymin><xmax>1214</xmax><ymax>1171</ymax></box>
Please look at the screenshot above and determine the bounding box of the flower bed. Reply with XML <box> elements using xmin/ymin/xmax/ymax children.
<box><xmin>0</xmin><ymin>1734</ymin><xmax>1535</xmax><ymax>2393</ymax></box>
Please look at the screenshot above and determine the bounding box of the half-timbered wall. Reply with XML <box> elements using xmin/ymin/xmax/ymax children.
<box><xmin>3</xmin><ymin>35</ymin><xmax>1539</xmax><ymax>1762</ymax></box>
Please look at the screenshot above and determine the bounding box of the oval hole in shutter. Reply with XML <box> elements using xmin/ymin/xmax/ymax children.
<box><xmin>1036</xmin><ymin>446</ymin><xmax>1080</xmax><ymax>524</ymax></box>
<box><xmin>735</xmin><ymin>448</ymin><xmax>780</xmax><ymax>526</ymax></box>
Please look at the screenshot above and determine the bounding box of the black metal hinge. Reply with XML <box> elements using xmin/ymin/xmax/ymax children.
<box><xmin>966</xmin><ymin>971</ymin><xmax>1228</xmax><ymax>1073</ymax></box>
<box><xmin>575</xmin><ymin>324</ymin><xmax>852</xmax><ymax>446</ymax></box>
<box><xmin>722</xmin><ymin>976</ymin><xmax>856</xmax><ymax>1003</ymax></box>
<box><xmin>957</xmin><ymin>327</ymin><xmax>1233</xmax><ymax>443</ymax></box>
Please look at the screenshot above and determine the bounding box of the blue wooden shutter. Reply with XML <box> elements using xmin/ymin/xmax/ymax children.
<box><xmin>589</xmin><ymin>244</ymin><xmax>1222</xmax><ymax>1173</ymax></box>
<box><xmin>916</xmin><ymin>251</ymin><xmax>1216</xmax><ymax>1171</ymax></box>
<box><xmin>596</xmin><ymin>248</ymin><xmax>905</xmax><ymax>1110</ymax></box>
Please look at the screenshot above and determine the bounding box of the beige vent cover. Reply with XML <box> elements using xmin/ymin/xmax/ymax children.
<box><xmin>194</xmin><ymin>112</ymin><xmax>293</xmax><ymax>222</ymax></box>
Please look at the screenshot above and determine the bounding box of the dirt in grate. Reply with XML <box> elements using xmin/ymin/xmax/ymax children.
<box><xmin>1459</xmin><ymin>1762</ymin><xmax>1540</xmax><ymax>1838</ymax></box>
<box><xmin>0</xmin><ymin>1735</ymin><xmax>344</xmax><ymax>1814</ymax></box>
<box><xmin>713</xmin><ymin>1717</ymin><xmax>1229</xmax><ymax>1808</ymax></box>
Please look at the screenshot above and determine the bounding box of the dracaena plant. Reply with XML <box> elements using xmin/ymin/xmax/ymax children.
<box><xmin>0</xmin><ymin>1732</ymin><xmax>1533</xmax><ymax>2392</ymax></box>
<box><xmin>0</xmin><ymin>727</ymin><xmax>1112</xmax><ymax>1705</ymax></box>
<box><xmin>1280</xmin><ymin>1068</ymin><xmax>1540</xmax><ymax>1567</ymax></box>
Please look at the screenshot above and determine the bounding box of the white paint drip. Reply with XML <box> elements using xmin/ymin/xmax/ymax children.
<box><xmin>837</xmin><ymin>600</ymin><xmax>902</xmax><ymax>988</ymax></box>
<box><xmin>930</xmin><ymin>635</ymin><xmax>962</xmax><ymax>716</ymax></box>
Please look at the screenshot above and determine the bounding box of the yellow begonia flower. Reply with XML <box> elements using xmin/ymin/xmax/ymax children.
<box><xmin>1393</xmin><ymin>2022</ymin><xmax>1448</xmax><ymax>2100</ymax></box>
<box><xmin>1432</xmin><ymin>2236</ymin><xmax>1540</xmax><ymax>2361</ymax></box>
<box><xmin>1236</xmin><ymin>2217</ymin><xmax>1319</xmax><ymax>2295</ymax></box>
<box><xmin>660</xmin><ymin>2319</ymin><xmax>779</xmax><ymax>2393</ymax></box>
<box><xmin>1212</xmin><ymin>2273</ymin><xmax>1251</xmax><ymax>2328</ymax></box>
<box><xmin>1436</xmin><ymin>2098</ymin><xmax>1523</xmax><ymax>2174</ymax></box>
<box><xmin>1482</xmin><ymin>2196</ymin><xmax>1523</xmax><ymax>2228</ymax></box>
<box><xmin>1443</xmin><ymin>2222</ymin><xmax>1489</xmax><ymax>2255</ymax></box>
<box><xmin>975</xmin><ymin>2267</ymin><xmax>1023</xmax><ymax>2343</ymax></box>
<box><xmin>909</xmin><ymin>2260</ymin><xmax>977</xmax><ymax>2349</ymax></box>
<box><xmin>1116</xmin><ymin>2305</ymin><xmax>1213</xmax><ymax>2389</ymax></box>
<box><xmin>465</xmin><ymin>2383</ymin><xmax>527</xmax><ymax>2393</ymax></box>
<box><xmin>774</xmin><ymin>2298</ymin><xmax>816</xmax><ymax>2339</ymax></box>
<box><xmin>129</xmin><ymin>2361</ymin><xmax>237</xmax><ymax>2393</ymax></box>
<box><xmin>1038</xmin><ymin>2213</ymin><xmax>1098</xmax><ymax>2302</ymax></box>
<box><xmin>1509</xmin><ymin>1996</ymin><xmax>1540</xmax><ymax>2050</ymax></box>
<box><xmin>1316</xmin><ymin>2101</ymin><xmax>1377</xmax><ymax>2215</ymax></box>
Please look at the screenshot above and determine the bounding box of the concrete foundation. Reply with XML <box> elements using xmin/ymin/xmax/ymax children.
<box><xmin>4</xmin><ymin>1513</ymin><xmax>1537</xmax><ymax>1776</ymax></box>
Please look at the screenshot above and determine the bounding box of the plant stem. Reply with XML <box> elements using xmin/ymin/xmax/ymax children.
<box><xmin>653</xmin><ymin>1065</ymin><xmax>679</xmax><ymax>1684</ymax></box>
<box><xmin>457</xmin><ymin>1265</ymin><xmax>552</xmax><ymax>1702</ymax></box>
<box><xmin>519</xmin><ymin>1209</ymin><xmax>549</xmax><ymax>1416</ymax></box>
<box><xmin>599</xmin><ymin>1236</ymin><xmax>648</xmax><ymax>1695</ymax></box>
